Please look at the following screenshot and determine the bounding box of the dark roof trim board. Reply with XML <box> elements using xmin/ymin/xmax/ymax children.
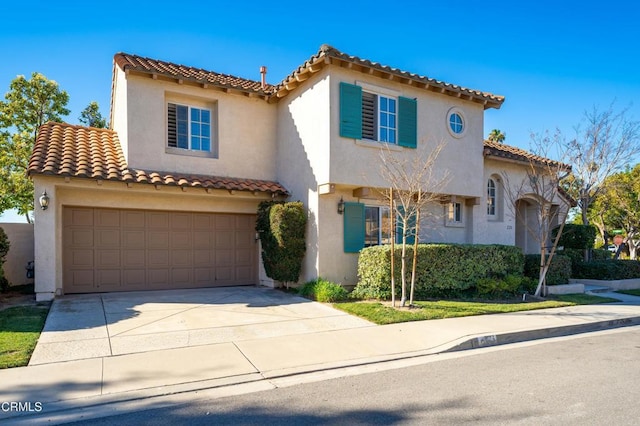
<box><xmin>28</xmin><ymin>122</ymin><xmax>289</xmax><ymax>196</ymax></box>
<box><xmin>113</xmin><ymin>45</ymin><xmax>504</xmax><ymax>110</ymax></box>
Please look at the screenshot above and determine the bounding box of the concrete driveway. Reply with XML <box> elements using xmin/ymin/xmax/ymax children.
<box><xmin>29</xmin><ymin>286</ymin><xmax>373</xmax><ymax>365</ymax></box>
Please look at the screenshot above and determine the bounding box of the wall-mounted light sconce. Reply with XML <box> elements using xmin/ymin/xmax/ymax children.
<box><xmin>337</xmin><ymin>196</ymin><xmax>345</xmax><ymax>215</ymax></box>
<box><xmin>39</xmin><ymin>190</ymin><xmax>50</xmax><ymax>210</ymax></box>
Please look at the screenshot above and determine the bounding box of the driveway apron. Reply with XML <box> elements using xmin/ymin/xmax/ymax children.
<box><xmin>29</xmin><ymin>287</ymin><xmax>372</xmax><ymax>365</ymax></box>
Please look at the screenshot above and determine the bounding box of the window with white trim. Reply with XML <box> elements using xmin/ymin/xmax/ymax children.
<box><xmin>362</xmin><ymin>92</ymin><xmax>397</xmax><ymax>143</ymax></box>
<box><xmin>364</xmin><ymin>206</ymin><xmax>392</xmax><ymax>247</ymax></box>
<box><xmin>487</xmin><ymin>178</ymin><xmax>496</xmax><ymax>216</ymax></box>
<box><xmin>446</xmin><ymin>107</ymin><xmax>466</xmax><ymax>138</ymax></box>
<box><xmin>168</xmin><ymin>103</ymin><xmax>211</xmax><ymax>152</ymax></box>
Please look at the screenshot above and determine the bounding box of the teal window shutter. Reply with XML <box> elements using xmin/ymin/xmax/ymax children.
<box><xmin>398</xmin><ymin>96</ymin><xmax>417</xmax><ymax>148</ymax></box>
<box><xmin>340</xmin><ymin>82</ymin><xmax>362</xmax><ymax>139</ymax></box>
<box><xmin>395</xmin><ymin>205</ymin><xmax>417</xmax><ymax>244</ymax></box>
<box><xmin>344</xmin><ymin>202</ymin><xmax>365</xmax><ymax>253</ymax></box>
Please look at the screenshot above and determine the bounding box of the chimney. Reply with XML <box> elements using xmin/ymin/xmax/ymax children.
<box><xmin>260</xmin><ymin>66</ymin><xmax>267</xmax><ymax>89</ymax></box>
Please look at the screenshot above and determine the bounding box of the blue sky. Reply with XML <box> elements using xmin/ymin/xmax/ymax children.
<box><xmin>1</xmin><ymin>0</ymin><xmax>639</xmax><ymax>222</ymax></box>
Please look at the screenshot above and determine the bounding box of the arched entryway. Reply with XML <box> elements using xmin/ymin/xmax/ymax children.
<box><xmin>515</xmin><ymin>196</ymin><xmax>561</xmax><ymax>255</ymax></box>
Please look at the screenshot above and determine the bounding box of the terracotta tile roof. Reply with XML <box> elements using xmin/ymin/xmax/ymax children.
<box><xmin>28</xmin><ymin>122</ymin><xmax>289</xmax><ymax>196</ymax></box>
<box><xmin>483</xmin><ymin>140</ymin><xmax>570</xmax><ymax>170</ymax></box>
<box><xmin>114</xmin><ymin>45</ymin><xmax>504</xmax><ymax>109</ymax></box>
<box><xmin>114</xmin><ymin>52</ymin><xmax>275</xmax><ymax>96</ymax></box>
<box><xmin>275</xmin><ymin>45</ymin><xmax>505</xmax><ymax>109</ymax></box>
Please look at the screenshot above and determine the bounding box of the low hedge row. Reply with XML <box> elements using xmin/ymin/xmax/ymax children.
<box><xmin>352</xmin><ymin>244</ymin><xmax>524</xmax><ymax>299</ymax></box>
<box><xmin>523</xmin><ymin>254</ymin><xmax>572</xmax><ymax>285</ymax></box>
<box><xmin>572</xmin><ymin>260</ymin><xmax>640</xmax><ymax>280</ymax></box>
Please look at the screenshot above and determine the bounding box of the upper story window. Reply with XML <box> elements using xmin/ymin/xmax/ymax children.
<box><xmin>362</xmin><ymin>92</ymin><xmax>397</xmax><ymax>143</ymax></box>
<box><xmin>339</xmin><ymin>82</ymin><xmax>417</xmax><ymax>148</ymax></box>
<box><xmin>487</xmin><ymin>178</ymin><xmax>497</xmax><ymax>216</ymax></box>
<box><xmin>446</xmin><ymin>107</ymin><xmax>466</xmax><ymax>138</ymax></box>
<box><xmin>168</xmin><ymin>103</ymin><xmax>211</xmax><ymax>152</ymax></box>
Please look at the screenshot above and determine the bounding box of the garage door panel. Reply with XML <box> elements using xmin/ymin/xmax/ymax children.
<box><xmin>96</xmin><ymin>229</ymin><xmax>120</xmax><ymax>247</ymax></box>
<box><xmin>171</xmin><ymin>213</ymin><xmax>192</xmax><ymax>229</ymax></box>
<box><xmin>122</xmin><ymin>210</ymin><xmax>145</xmax><ymax>228</ymax></box>
<box><xmin>148</xmin><ymin>249</ymin><xmax>169</xmax><ymax>266</ymax></box>
<box><xmin>64</xmin><ymin>207</ymin><xmax>257</xmax><ymax>293</ymax></box>
<box><xmin>171</xmin><ymin>231</ymin><xmax>192</xmax><ymax>248</ymax></box>
<box><xmin>148</xmin><ymin>269</ymin><xmax>170</xmax><ymax>286</ymax></box>
<box><xmin>147</xmin><ymin>231</ymin><xmax>169</xmax><ymax>248</ymax></box>
<box><xmin>96</xmin><ymin>249</ymin><xmax>121</xmax><ymax>268</ymax></box>
<box><xmin>123</xmin><ymin>249</ymin><xmax>146</xmax><ymax>267</ymax></box>
<box><xmin>66</xmin><ymin>228</ymin><xmax>94</xmax><ymax>247</ymax></box>
<box><xmin>65</xmin><ymin>208</ymin><xmax>93</xmax><ymax>226</ymax></box>
<box><xmin>123</xmin><ymin>230</ymin><xmax>145</xmax><ymax>249</ymax></box>
<box><xmin>147</xmin><ymin>212</ymin><xmax>169</xmax><ymax>228</ymax></box>
<box><xmin>96</xmin><ymin>269</ymin><xmax>121</xmax><ymax>290</ymax></box>
<box><xmin>96</xmin><ymin>209</ymin><xmax>120</xmax><ymax>227</ymax></box>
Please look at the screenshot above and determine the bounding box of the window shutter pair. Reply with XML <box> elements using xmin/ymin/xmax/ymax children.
<box><xmin>343</xmin><ymin>202</ymin><xmax>417</xmax><ymax>252</ymax></box>
<box><xmin>339</xmin><ymin>82</ymin><xmax>417</xmax><ymax>148</ymax></box>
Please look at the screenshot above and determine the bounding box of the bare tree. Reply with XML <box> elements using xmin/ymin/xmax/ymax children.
<box><xmin>566</xmin><ymin>103</ymin><xmax>640</xmax><ymax>227</ymax></box>
<box><xmin>376</xmin><ymin>141</ymin><xmax>449</xmax><ymax>307</ymax></box>
<box><xmin>501</xmin><ymin>132</ymin><xmax>573</xmax><ymax>297</ymax></box>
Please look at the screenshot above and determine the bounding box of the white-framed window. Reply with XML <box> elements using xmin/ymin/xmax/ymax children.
<box><xmin>446</xmin><ymin>202</ymin><xmax>463</xmax><ymax>226</ymax></box>
<box><xmin>168</xmin><ymin>103</ymin><xmax>211</xmax><ymax>152</ymax></box>
<box><xmin>487</xmin><ymin>178</ymin><xmax>497</xmax><ymax>216</ymax></box>
<box><xmin>446</xmin><ymin>107</ymin><xmax>466</xmax><ymax>138</ymax></box>
<box><xmin>365</xmin><ymin>205</ymin><xmax>392</xmax><ymax>246</ymax></box>
<box><xmin>362</xmin><ymin>92</ymin><xmax>397</xmax><ymax>143</ymax></box>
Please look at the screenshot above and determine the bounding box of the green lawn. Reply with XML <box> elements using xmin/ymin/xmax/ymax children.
<box><xmin>333</xmin><ymin>294</ymin><xmax>619</xmax><ymax>325</ymax></box>
<box><xmin>616</xmin><ymin>289</ymin><xmax>640</xmax><ymax>297</ymax></box>
<box><xmin>0</xmin><ymin>305</ymin><xmax>49</xmax><ymax>369</ymax></box>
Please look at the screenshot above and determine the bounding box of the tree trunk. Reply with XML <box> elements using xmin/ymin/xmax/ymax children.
<box><xmin>400</xmin><ymin>228</ymin><xmax>407</xmax><ymax>307</ymax></box>
<box><xmin>409</xmin><ymin>192</ymin><xmax>421</xmax><ymax>306</ymax></box>
<box><xmin>390</xmin><ymin>191</ymin><xmax>396</xmax><ymax>308</ymax></box>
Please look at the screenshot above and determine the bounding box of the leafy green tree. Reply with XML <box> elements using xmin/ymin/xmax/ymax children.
<box><xmin>589</xmin><ymin>164</ymin><xmax>640</xmax><ymax>259</ymax></box>
<box><xmin>79</xmin><ymin>101</ymin><xmax>107</xmax><ymax>128</ymax></box>
<box><xmin>487</xmin><ymin>129</ymin><xmax>506</xmax><ymax>143</ymax></box>
<box><xmin>0</xmin><ymin>72</ymin><xmax>69</xmax><ymax>221</ymax></box>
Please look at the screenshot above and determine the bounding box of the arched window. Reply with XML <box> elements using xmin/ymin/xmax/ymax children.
<box><xmin>487</xmin><ymin>179</ymin><xmax>496</xmax><ymax>216</ymax></box>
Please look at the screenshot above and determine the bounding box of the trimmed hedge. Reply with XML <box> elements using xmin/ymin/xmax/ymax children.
<box><xmin>256</xmin><ymin>201</ymin><xmax>307</xmax><ymax>284</ymax></box>
<box><xmin>352</xmin><ymin>244</ymin><xmax>524</xmax><ymax>299</ymax></box>
<box><xmin>561</xmin><ymin>248</ymin><xmax>612</xmax><ymax>270</ymax></box>
<box><xmin>572</xmin><ymin>260</ymin><xmax>640</xmax><ymax>280</ymax></box>
<box><xmin>553</xmin><ymin>224</ymin><xmax>596</xmax><ymax>249</ymax></box>
<box><xmin>0</xmin><ymin>227</ymin><xmax>9</xmax><ymax>292</ymax></box>
<box><xmin>523</xmin><ymin>254</ymin><xmax>572</xmax><ymax>285</ymax></box>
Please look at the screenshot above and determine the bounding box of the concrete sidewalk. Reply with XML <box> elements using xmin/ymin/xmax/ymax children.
<box><xmin>2</xmin><ymin>296</ymin><xmax>640</xmax><ymax>423</ymax></box>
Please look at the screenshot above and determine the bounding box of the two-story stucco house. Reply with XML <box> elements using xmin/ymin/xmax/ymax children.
<box><xmin>28</xmin><ymin>45</ymin><xmax>570</xmax><ymax>301</ymax></box>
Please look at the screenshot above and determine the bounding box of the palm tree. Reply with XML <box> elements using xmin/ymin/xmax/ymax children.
<box><xmin>488</xmin><ymin>129</ymin><xmax>506</xmax><ymax>143</ymax></box>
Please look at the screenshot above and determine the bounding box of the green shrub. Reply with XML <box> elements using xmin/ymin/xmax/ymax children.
<box><xmin>524</xmin><ymin>254</ymin><xmax>572</xmax><ymax>285</ymax></box>
<box><xmin>298</xmin><ymin>278</ymin><xmax>348</xmax><ymax>302</ymax></box>
<box><xmin>592</xmin><ymin>249</ymin><xmax>613</xmax><ymax>261</ymax></box>
<box><xmin>352</xmin><ymin>244</ymin><xmax>524</xmax><ymax>300</ymax></box>
<box><xmin>256</xmin><ymin>201</ymin><xmax>307</xmax><ymax>285</ymax></box>
<box><xmin>553</xmin><ymin>224</ymin><xmax>596</xmax><ymax>249</ymax></box>
<box><xmin>573</xmin><ymin>260</ymin><xmax>640</xmax><ymax>280</ymax></box>
<box><xmin>477</xmin><ymin>274</ymin><xmax>530</xmax><ymax>297</ymax></box>
<box><xmin>0</xmin><ymin>227</ymin><xmax>9</xmax><ymax>293</ymax></box>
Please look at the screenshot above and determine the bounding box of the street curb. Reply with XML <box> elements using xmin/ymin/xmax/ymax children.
<box><xmin>3</xmin><ymin>316</ymin><xmax>640</xmax><ymax>424</ymax></box>
<box><xmin>445</xmin><ymin>315</ymin><xmax>640</xmax><ymax>352</ymax></box>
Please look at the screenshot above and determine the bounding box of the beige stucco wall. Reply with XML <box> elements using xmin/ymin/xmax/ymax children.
<box><xmin>33</xmin><ymin>175</ymin><xmax>273</xmax><ymax>301</ymax></box>
<box><xmin>327</xmin><ymin>68</ymin><xmax>485</xmax><ymax>198</ymax></box>
<box><xmin>115</xmin><ymin>72</ymin><xmax>277</xmax><ymax>180</ymax></box>
<box><xmin>0</xmin><ymin>223</ymin><xmax>34</xmax><ymax>287</ymax></box>
<box><xmin>111</xmin><ymin>66</ymin><xmax>129</xmax><ymax>157</ymax></box>
<box><xmin>275</xmin><ymin>70</ymin><xmax>332</xmax><ymax>283</ymax></box>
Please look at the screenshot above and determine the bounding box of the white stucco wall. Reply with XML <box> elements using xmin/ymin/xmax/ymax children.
<box><xmin>111</xmin><ymin>66</ymin><xmax>129</xmax><ymax>157</ymax></box>
<box><xmin>32</xmin><ymin>175</ymin><xmax>273</xmax><ymax>301</ymax></box>
<box><xmin>118</xmin><ymin>73</ymin><xmax>277</xmax><ymax>181</ymax></box>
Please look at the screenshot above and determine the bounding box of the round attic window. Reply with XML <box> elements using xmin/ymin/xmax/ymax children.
<box><xmin>447</xmin><ymin>108</ymin><xmax>466</xmax><ymax>138</ymax></box>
